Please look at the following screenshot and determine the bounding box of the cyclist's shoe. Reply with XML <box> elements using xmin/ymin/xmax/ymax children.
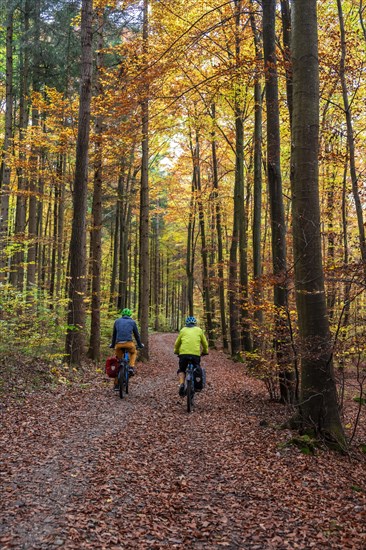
<box><xmin>113</xmin><ymin>384</ymin><xmax>119</xmax><ymax>391</ymax></box>
<box><xmin>128</xmin><ymin>367</ymin><xmax>135</xmax><ymax>377</ymax></box>
<box><xmin>179</xmin><ymin>384</ymin><xmax>186</xmax><ymax>397</ymax></box>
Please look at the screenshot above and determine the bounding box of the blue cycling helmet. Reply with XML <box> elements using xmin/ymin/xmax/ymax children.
<box><xmin>185</xmin><ymin>316</ymin><xmax>197</xmax><ymax>326</ymax></box>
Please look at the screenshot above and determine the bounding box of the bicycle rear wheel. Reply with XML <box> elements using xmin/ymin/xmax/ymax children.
<box><xmin>118</xmin><ymin>365</ymin><xmax>125</xmax><ymax>399</ymax></box>
<box><xmin>186</xmin><ymin>379</ymin><xmax>194</xmax><ymax>413</ymax></box>
<box><xmin>125</xmin><ymin>367</ymin><xmax>129</xmax><ymax>395</ymax></box>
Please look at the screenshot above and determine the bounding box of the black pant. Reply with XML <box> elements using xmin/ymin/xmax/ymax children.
<box><xmin>178</xmin><ymin>354</ymin><xmax>200</xmax><ymax>373</ymax></box>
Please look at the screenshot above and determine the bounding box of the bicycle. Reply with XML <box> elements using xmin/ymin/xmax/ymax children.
<box><xmin>184</xmin><ymin>356</ymin><xmax>205</xmax><ymax>413</ymax></box>
<box><xmin>185</xmin><ymin>358</ymin><xmax>195</xmax><ymax>412</ymax></box>
<box><xmin>117</xmin><ymin>349</ymin><xmax>130</xmax><ymax>399</ymax></box>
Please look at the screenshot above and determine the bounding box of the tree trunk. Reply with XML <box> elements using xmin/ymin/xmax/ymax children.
<box><xmin>280</xmin><ymin>0</ymin><xmax>293</xmax><ymax>125</ymax></box>
<box><xmin>194</xmin><ymin>130</ymin><xmax>214</xmax><ymax>346</ymax></box>
<box><xmin>263</xmin><ymin>0</ymin><xmax>293</xmax><ymax>403</ymax></box>
<box><xmin>341</xmin><ymin>154</ymin><xmax>350</xmax><ymax>327</ymax></box>
<box><xmin>337</xmin><ymin>0</ymin><xmax>366</xmax><ymax>277</ymax></box>
<box><xmin>109</xmin><ymin>213</ymin><xmax>119</xmax><ymax>309</ymax></box>
<box><xmin>0</xmin><ymin>8</ymin><xmax>14</xmax><ymax>284</ymax></box>
<box><xmin>88</xmin><ymin>11</ymin><xmax>104</xmax><ymax>361</ymax></box>
<box><xmin>26</xmin><ymin>0</ymin><xmax>41</xmax><ymax>293</ymax></box>
<box><xmin>186</xmin><ymin>169</ymin><xmax>195</xmax><ymax>317</ymax></box>
<box><xmin>250</xmin><ymin>2</ymin><xmax>264</xmax><ymax>347</ymax></box>
<box><xmin>210</xmin><ymin>103</ymin><xmax>228</xmax><ymax>350</ymax></box>
<box><xmin>229</xmin><ymin>0</ymin><xmax>251</xmax><ymax>356</ymax></box>
<box><xmin>139</xmin><ymin>0</ymin><xmax>150</xmax><ymax>360</ymax></box>
<box><xmin>65</xmin><ymin>0</ymin><xmax>93</xmax><ymax>364</ymax></box>
<box><xmin>9</xmin><ymin>1</ymin><xmax>30</xmax><ymax>289</ymax></box>
<box><xmin>291</xmin><ymin>0</ymin><xmax>345</xmax><ymax>448</ymax></box>
<box><xmin>56</xmin><ymin>155</ymin><xmax>65</xmax><ymax>300</ymax></box>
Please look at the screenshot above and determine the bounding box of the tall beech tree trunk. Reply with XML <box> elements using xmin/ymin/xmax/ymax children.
<box><xmin>263</xmin><ymin>0</ymin><xmax>293</xmax><ymax>403</ymax></box>
<box><xmin>291</xmin><ymin>0</ymin><xmax>345</xmax><ymax>447</ymax></box>
<box><xmin>9</xmin><ymin>0</ymin><xmax>30</xmax><ymax>289</ymax></box>
<box><xmin>153</xmin><ymin>209</ymin><xmax>160</xmax><ymax>331</ymax></box>
<box><xmin>280</xmin><ymin>0</ymin><xmax>293</xmax><ymax>125</ymax></box>
<box><xmin>65</xmin><ymin>0</ymin><xmax>93</xmax><ymax>364</ymax></box>
<box><xmin>337</xmin><ymin>0</ymin><xmax>366</xmax><ymax>277</ymax></box>
<box><xmin>139</xmin><ymin>0</ymin><xmax>150</xmax><ymax>360</ymax></box>
<box><xmin>341</xmin><ymin>154</ymin><xmax>351</xmax><ymax>327</ymax></box>
<box><xmin>109</xmin><ymin>209</ymin><xmax>119</xmax><ymax>308</ymax></box>
<box><xmin>193</xmin><ymin>130</ymin><xmax>214</xmax><ymax>346</ymax></box>
<box><xmin>229</xmin><ymin>0</ymin><xmax>251</xmax><ymax>356</ymax></box>
<box><xmin>186</xmin><ymin>168</ymin><xmax>195</xmax><ymax>317</ymax></box>
<box><xmin>27</xmin><ymin>0</ymin><xmax>41</xmax><ymax>293</ymax></box>
<box><xmin>250</xmin><ymin>2</ymin><xmax>264</xmax><ymax>346</ymax></box>
<box><xmin>0</xmin><ymin>8</ymin><xmax>14</xmax><ymax>284</ymax></box>
<box><xmin>88</xmin><ymin>11</ymin><xmax>104</xmax><ymax>361</ymax></box>
<box><xmin>210</xmin><ymin>103</ymin><xmax>228</xmax><ymax>350</ymax></box>
<box><xmin>56</xmin><ymin>155</ymin><xmax>65</xmax><ymax>300</ymax></box>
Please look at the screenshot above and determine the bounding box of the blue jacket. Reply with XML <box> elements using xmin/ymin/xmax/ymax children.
<box><xmin>111</xmin><ymin>316</ymin><xmax>142</xmax><ymax>348</ymax></box>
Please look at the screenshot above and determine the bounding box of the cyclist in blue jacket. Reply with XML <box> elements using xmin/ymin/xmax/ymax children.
<box><xmin>110</xmin><ymin>308</ymin><xmax>143</xmax><ymax>374</ymax></box>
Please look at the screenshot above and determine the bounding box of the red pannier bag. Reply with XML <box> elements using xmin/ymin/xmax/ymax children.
<box><xmin>105</xmin><ymin>356</ymin><xmax>119</xmax><ymax>378</ymax></box>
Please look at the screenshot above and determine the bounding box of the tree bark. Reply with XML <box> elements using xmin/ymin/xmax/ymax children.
<box><xmin>263</xmin><ymin>0</ymin><xmax>293</xmax><ymax>403</ymax></box>
<box><xmin>10</xmin><ymin>0</ymin><xmax>30</xmax><ymax>289</ymax></box>
<box><xmin>88</xmin><ymin>10</ymin><xmax>104</xmax><ymax>361</ymax></box>
<box><xmin>139</xmin><ymin>0</ymin><xmax>150</xmax><ymax>360</ymax></box>
<box><xmin>26</xmin><ymin>0</ymin><xmax>41</xmax><ymax>293</ymax></box>
<box><xmin>65</xmin><ymin>0</ymin><xmax>93</xmax><ymax>364</ymax></box>
<box><xmin>0</xmin><ymin>8</ymin><xmax>14</xmax><ymax>284</ymax></box>
<box><xmin>193</xmin><ymin>130</ymin><xmax>214</xmax><ymax>346</ymax></box>
<box><xmin>210</xmin><ymin>103</ymin><xmax>228</xmax><ymax>350</ymax></box>
<box><xmin>337</xmin><ymin>0</ymin><xmax>366</xmax><ymax>277</ymax></box>
<box><xmin>229</xmin><ymin>0</ymin><xmax>251</xmax><ymax>356</ymax></box>
<box><xmin>250</xmin><ymin>2</ymin><xmax>264</xmax><ymax>346</ymax></box>
<box><xmin>291</xmin><ymin>0</ymin><xmax>345</xmax><ymax>447</ymax></box>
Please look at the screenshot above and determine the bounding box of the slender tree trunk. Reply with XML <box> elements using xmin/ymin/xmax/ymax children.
<box><xmin>195</xmin><ymin>131</ymin><xmax>214</xmax><ymax>345</ymax></box>
<box><xmin>337</xmin><ymin>0</ymin><xmax>366</xmax><ymax>277</ymax></box>
<box><xmin>110</xmin><ymin>205</ymin><xmax>119</xmax><ymax>308</ymax></box>
<box><xmin>9</xmin><ymin>1</ymin><xmax>30</xmax><ymax>289</ymax></box>
<box><xmin>263</xmin><ymin>0</ymin><xmax>293</xmax><ymax>403</ymax></box>
<box><xmin>186</xmin><ymin>169</ymin><xmax>195</xmax><ymax>317</ymax></box>
<box><xmin>153</xmin><ymin>207</ymin><xmax>160</xmax><ymax>331</ymax></box>
<box><xmin>229</xmin><ymin>0</ymin><xmax>251</xmax><ymax>356</ymax></box>
<box><xmin>250</xmin><ymin>2</ymin><xmax>264</xmax><ymax>346</ymax></box>
<box><xmin>139</xmin><ymin>0</ymin><xmax>150</xmax><ymax>360</ymax></box>
<box><xmin>65</xmin><ymin>0</ymin><xmax>93</xmax><ymax>364</ymax></box>
<box><xmin>37</xmin><ymin>153</ymin><xmax>45</xmax><ymax>293</ymax></box>
<box><xmin>27</xmin><ymin>0</ymin><xmax>41</xmax><ymax>293</ymax></box>
<box><xmin>0</xmin><ymin>9</ymin><xmax>14</xmax><ymax>284</ymax></box>
<box><xmin>88</xmin><ymin>11</ymin><xmax>104</xmax><ymax>360</ymax></box>
<box><xmin>359</xmin><ymin>0</ymin><xmax>366</xmax><ymax>42</ymax></box>
<box><xmin>291</xmin><ymin>0</ymin><xmax>345</xmax><ymax>447</ymax></box>
<box><xmin>341</xmin><ymin>153</ymin><xmax>350</xmax><ymax>327</ymax></box>
<box><xmin>50</xmin><ymin>161</ymin><xmax>60</xmax><ymax>303</ymax></box>
<box><xmin>56</xmin><ymin>155</ymin><xmax>65</xmax><ymax>300</ymax></box>
<box><xmin>326</xmin><ymin>166</ymin><xmax>336</xmax><ymax>319</ymax></box>
<box><xmin>210</xmin><ymin>103</ymin><xmax>228</xmax><ymax>350</ymax></box>
<box><xmin>280</xmin><ymin>0</ymin><xmax>293</xmax><ymax>125</ymax></box>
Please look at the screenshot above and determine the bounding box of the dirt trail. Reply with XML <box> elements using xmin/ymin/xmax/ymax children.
<box><xmin>0</xmin><ymin>333</ymin><xmax>365</xmax><ymax>549</ymax></box>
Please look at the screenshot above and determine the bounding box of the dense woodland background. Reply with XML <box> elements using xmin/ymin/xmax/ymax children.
<box><xmin>0</xmin><ymin>0</ymin><xmax>366</xmax><ymax>448</ymax></box>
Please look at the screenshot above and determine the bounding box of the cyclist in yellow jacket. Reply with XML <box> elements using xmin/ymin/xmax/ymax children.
<box><xmin>174</xmin><ymin>316</ymin><xmax>208</xmax><ymax>396</ymax></box>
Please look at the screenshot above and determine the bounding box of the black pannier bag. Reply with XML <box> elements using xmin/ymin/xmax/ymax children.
<box><xmin>193</xmin><ymin>366</ymin><xmax>206</xmax><ymax>391</ymax></box>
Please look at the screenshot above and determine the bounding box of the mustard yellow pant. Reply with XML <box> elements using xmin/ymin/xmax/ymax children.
<box><xmin>115</xmin><ymin>341</ymin><xmax>137</xmax><ymax>366</ymax></box>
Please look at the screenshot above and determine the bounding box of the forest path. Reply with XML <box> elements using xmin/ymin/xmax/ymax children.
<box><xmin>0</xmin><ymin>333</ymin><xmax>365</xmax><ymax>549</ymax></box>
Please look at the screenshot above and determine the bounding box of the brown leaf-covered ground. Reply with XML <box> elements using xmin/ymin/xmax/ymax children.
<box><xmin>1</xmin><ymin>333</ymin><xmax>365</xmax><ymax>549</ymax></box>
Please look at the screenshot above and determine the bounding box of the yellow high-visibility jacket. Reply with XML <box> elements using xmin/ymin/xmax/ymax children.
<box><xmin>174</xmin><ymin>326</ymin><xmax>208</xmax><ymax>356</ymax></box>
